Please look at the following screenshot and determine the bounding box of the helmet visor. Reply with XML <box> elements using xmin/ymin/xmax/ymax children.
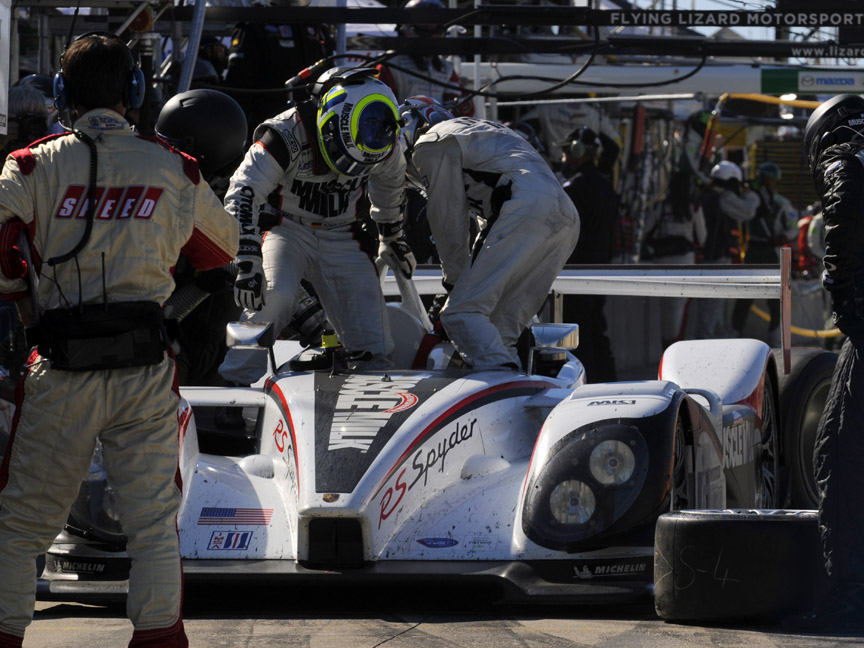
<box><xmin>355</xmin><ymin>99</ymin><xmax>398</xmax><ymax>154</ymax></box>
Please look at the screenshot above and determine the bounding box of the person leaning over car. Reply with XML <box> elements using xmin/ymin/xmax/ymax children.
<box><xmin>217</xmin><ymin>68</ymin><xmax>413</xmax><ymax>386</ymax></box>
<box><xmin>0</xmin><ymin>33</ymin><xmax>238</xmax><ymax>648</ymax></box>
<box><xmin>400</xmin><ymin>97</ymin><xmax>580</xmax><ymax>371</ymax></box>
<box><xmin>787</xmin><ymin>93</ymin><xmax>864</xmax><ymax>633</ymax></box>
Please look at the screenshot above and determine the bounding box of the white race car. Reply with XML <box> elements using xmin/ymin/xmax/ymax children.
<box><xmin>37</xmin><ymin>261</ymin><xmax>829</xmax><ymax>602</ymax></box>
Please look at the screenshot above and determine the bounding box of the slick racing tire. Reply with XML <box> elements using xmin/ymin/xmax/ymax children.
<box><xmin>773</xmin><ymin>348</ymin><xmax>837</xmax><ymax>509</ymax></box>
<box><xmin>654</xmin><ymin>509</ymin><xmax>830</xmax><ymax>623</ymax></box>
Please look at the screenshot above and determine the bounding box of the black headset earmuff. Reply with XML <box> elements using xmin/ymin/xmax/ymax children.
<box><xmin>53</xmin><ymin>31</ymin><xmax>146</xmax><ymax>112</ymax></box>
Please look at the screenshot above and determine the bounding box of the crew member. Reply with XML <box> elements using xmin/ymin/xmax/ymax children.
<box><xmin>732</xmin><ymin>160</ymin><xmax>797</xmax><ymax>346</ymax></box>
<box><xmin>559</xmin><ymin>125</ymin><xmax>618</xmax><ymax>382</ymax></box>
<box><xmin>692</xmin><ymin>160</ymin><xmax>759</xmax><ymax>339</ymax></box>
<box><xmin>790</xmin><ymin>93</ymin><xmax>864</xmax><ymax>633</ymax></box>
<box><xmin>218</xmin><ymin>69</ymin><xmax>413</xmax><ymax>385</ymax></box>
<box><xmin>400</xmin><ymin>97</ymin><xmax>580</xmax><ymax>370</ymax></box>
<box><xmin>0</xmin><ymin>33</ymin><xmax>238</xmax><ymax>647</ymax></box>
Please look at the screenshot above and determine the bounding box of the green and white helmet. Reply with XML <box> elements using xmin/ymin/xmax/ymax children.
<box><xmin>316</xmin><ymin>74</ymin><xmax>400</xmax><ymax>176</ymax></box>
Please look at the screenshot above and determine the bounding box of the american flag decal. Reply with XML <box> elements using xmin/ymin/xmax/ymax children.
<box><xmin>197</xmin><ymin>507</ymin><xmax>273</xmax><ymax>526</ymax></box>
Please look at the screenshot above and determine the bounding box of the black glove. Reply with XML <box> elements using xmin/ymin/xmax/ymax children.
<box><xmin>234</xmin><ymin>238</ymin><xmax>266</xmax><ymax>311</ymax></box>
<box><xmin>377</xmin><ymin>221</ymin><xmax>417</xmax><ymax>279</ymax></box>
<box><xmin>427</xmin><ymin>293</ymin><xmax>448</xmax><ymax>324</ymax></box>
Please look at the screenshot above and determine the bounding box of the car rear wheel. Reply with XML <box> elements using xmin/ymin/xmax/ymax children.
<box><xmin>774</xmin><ymin>348</ymin><xmax>837</xmax><ymax>509</ymax></box>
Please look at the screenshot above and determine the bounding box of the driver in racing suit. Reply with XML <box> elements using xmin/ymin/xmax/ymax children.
<box><xmin>0</xmin><ymin>34</ymin><xmax>238</xmax><ymax>648</ymax></box>
<box><xmin>400</xmin><ymin>98</ymin><xmax>580</xmax><ymax>370</ymax></box>
<box><xmin>792</xmin><ymin>93</ymin><xmax>864</xmax><ymax>632</ymax></box>
<box><xmin>218</xmin><ymin>69</ymin><xmax>413</xmax><ymax>384</ymax></box>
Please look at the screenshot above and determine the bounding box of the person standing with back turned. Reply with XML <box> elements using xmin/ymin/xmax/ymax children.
<box><xmin>0</xmin><ymin>33</ymin><xmax>238</xmax><ymax>647</ymax></box>
<box><xmin>789</xmin><ymin>93</ymin><xmax>864</xmax><ymax>632</ymax></box>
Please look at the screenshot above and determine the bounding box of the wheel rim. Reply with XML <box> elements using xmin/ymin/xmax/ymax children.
<box><xmin>756</xmin><ymin>379</ymin><xmax>780</xmax><ymax>508</ymax></box>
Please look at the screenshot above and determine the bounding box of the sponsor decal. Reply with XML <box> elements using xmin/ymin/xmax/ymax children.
<box><xmin>800</xmin><ymin>74</ymin><xmax>856</xmax><ymax>87</ymax></box>
<box><xmin>573</xmin><ymin>561</ymin><xmax>649</xmax><ymax>579</ymax></box>
<box><xmin>722</xmin><ymin>417</ymin><xmax>755</xmax><ymax>469</ymax></box>
<box><xmin>273</xmin><ymin>418</ymin><xmax>291</xmax><ymax>454</ymax></box>
<box><xmin>328</xmin><ymin>375</ymin><xmax>424</xmax><ymax>452</ymax></box>
<box><xmin>87</xmin><ymin>115</ymin><xmax>125</xmax><ymax>130</ymax></box>
<box><xmin>289</xmin><ymin>176</ymin><xmax>362</xmax><ymax>218</ymax></box>
<box><xmin>208</xmin><ymin>531</ymin><xmax>252</xmax><ymax>550</ymax></box>
<box><xmin>234</xmin><ymin>185</ymin><xmax>256</xmax><ymax>236</ymax></box>
<box><xmin>417</xmin><ymin>537</ymin><xmax>458</xmax><ymax>548</ymax></box>
<box><xmin>378</xmin><ymin>468</ymin><xmax>407</xmax><ymax>528</ymax></box>
<box><xmin>56</xmin><ymin>560</ymin><xmax>107</xmax><ymax>574</ymax></box>
<box><xmin>197</xmin><ymin>507</ymin><xmax>273</xmax><ymax>526</ymax></box>
<box><xmin>379</xmin><ymin>417</ymin><xmax>478</xmax><ymax>527</ymax></box>
<box><xmin>55</xmin><ymin>185</ymin><xmax>162</xmax><ymax>220</ymax></box>
<box><xmin>587</xmin><ymin>399</ymin><xmax>636</xmax><ymax>406</ymax></box>
<box><xmin>283</xmin><ymin>130</ymin><xmax>301</xmax><ymax>158</ymax></box>
<box><xmin>410</xmin><ymin>417</ymin><xmax>477</xmax><ymax>488</ymax></box>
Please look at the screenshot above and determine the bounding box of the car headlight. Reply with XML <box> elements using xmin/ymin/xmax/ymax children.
<box><xmin>67</xmin><ymin>441</ymin><xmax>125</xmax><ymax>542</ymax></box>
<box><xmin>521</xmin><ymin>422</ymin><xmax>661</xmax><ymax>551</ymax></box>
<box><xmin>590</xmin><ymin>440</ymin><xmax>636</xmax><ymax>486</ymax></box>
<box><xmin>549</xmin><ymin>480</ymin><xmax>596</xmax><ymax>524</ymax></box>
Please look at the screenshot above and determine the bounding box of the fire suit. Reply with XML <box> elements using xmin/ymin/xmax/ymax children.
<box><xmin>411</xmin><ymin>117</ymin><xmax>580</xmax><ymax>370</ymax></box>
<box><xmin>0</xmin><ymin>109</ymin><xmax>238</xmax><ymax>647</ymax></box>
<box><xmin>811</xmin><ymin>140</ymin><xmax>864</xmax><ymax>588</ymax></box>
<box><xmin>218</xmin><ymin>102</ymin><xmax>405</xmax><ymax>384</ymax></box>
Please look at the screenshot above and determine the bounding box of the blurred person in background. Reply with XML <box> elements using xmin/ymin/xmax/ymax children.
<box><xmin>558</xmin><ymin>125</ymin><xmax>618</xmax><ymax>382</ymax></box>
<box><xmin>691</xmin><ymin>160</ymin><xmax>759</xmax><ymax>339</ymax></box>
<box><xmin>1</xmin><ymin>85</ymin><xmax>50</xmax><ymax>156</ymax></box>
<box><xmin>731</xmin><ymin>160</ymin><xmax>797</xmax><ymax>346</ymax></box>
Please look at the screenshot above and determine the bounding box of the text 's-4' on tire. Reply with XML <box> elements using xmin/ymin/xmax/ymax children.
<box><xmin>653</xmin><ymin>509</ymin><xmax>830</xmax><ymax>624</ymax></box>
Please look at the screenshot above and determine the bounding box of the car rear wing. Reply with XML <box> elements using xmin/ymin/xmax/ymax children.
<box><xmin>381</xmin><ymin>249</ymin><xmax>792</xmax><ymax>374</ymax></box>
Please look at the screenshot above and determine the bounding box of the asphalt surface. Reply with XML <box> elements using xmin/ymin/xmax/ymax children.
<box><xmin>25</xmin><ymin>582</ymin><xmax>864</xmax><ymax>647</ymax></box>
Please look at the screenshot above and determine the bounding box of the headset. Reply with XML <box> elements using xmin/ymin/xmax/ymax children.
<box><xmin>569</xmin><ymin>126</ymin><xmax>599</xmax><ymax>159</ymax></box>
<box><xmin>53</xmin><ymin>31</ymin><xmax>146</xmax><ymax>112</ymax></box>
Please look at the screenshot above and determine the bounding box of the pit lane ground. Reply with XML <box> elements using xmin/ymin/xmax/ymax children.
<box><xmin>26</xmin><ymin>582</ymin><xmax>864</xmax><ymax>647</ymax></box>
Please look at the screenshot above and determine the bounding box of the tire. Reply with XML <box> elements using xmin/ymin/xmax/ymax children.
<box><xmin>654</xmin><ymin>509</ymin><xmax>830</xmax><ymax>623</ymax></box>
<box><xmin>773</xmin><ymin>348</ymin><xmax>838</xmax><ymax>509</ymax></box>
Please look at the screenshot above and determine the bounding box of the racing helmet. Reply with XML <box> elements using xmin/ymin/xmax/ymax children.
<box><xmin>155</xmin><ymin>89</ymin><xmax>248</xmax><ymax>181</ymax></box>
<box><xmin>398</xmin><ymin>95</ymin><xmax>454</xmax><ymax>150</ymax></box>
<box><xmin>803</xmin><ymin>93</ymin><xmax>864</xmax><ymax>174</ymax></box>
<box><xmin>316</xmin><ymin>76</ymin><xmax>400</xmax><ymax>176</ymax></box>
<box><xmin>310</xmin><ymin>65</ymin><xmax>353</xmax><ymax>98</ymax></box>
<box><xmin>710</xmin><ymin>160</ymin><xmax>743</xmax><ymax>183</ymax></box>
<box><xmin>398</xmin><ymin>0</ymin><xmax>447</xmax><ymax>38</ymax></box>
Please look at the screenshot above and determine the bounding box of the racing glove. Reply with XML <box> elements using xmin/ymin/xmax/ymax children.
<box><xmin>234</xmin><ymin>238</ymin><xmax>266</xmax><ymax>311</ymax></box>
<box><xmin>377</xmin><ymin>221</ymin><xmax>417</xmax><ymax>280</ymax></box>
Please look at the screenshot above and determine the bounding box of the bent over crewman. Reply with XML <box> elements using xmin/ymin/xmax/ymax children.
<box><xmin>0</xmin><ymin>33</ymin><xmax>238</xmax><ymax>648</ymax></box>
<box><xmin>400</xmin><ymin>97</ymin><xmax>580</xmax><ymax>370</ymax></box>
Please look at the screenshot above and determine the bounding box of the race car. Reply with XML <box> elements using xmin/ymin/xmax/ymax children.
<box><xmin>35</xmin><ymin>261</ymin><xmax>825</xmax><ymax>602</ymax></box>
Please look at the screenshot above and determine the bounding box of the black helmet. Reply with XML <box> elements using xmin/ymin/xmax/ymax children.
<box><xmin>803</xmin><ymin>93</ymin><xmax>864</xmax><ymax>174</ymax></box>
<box><xmin>155</xmin><ymin>89</ymin><xmax>248</xmax><ymax>180</ymax></box>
